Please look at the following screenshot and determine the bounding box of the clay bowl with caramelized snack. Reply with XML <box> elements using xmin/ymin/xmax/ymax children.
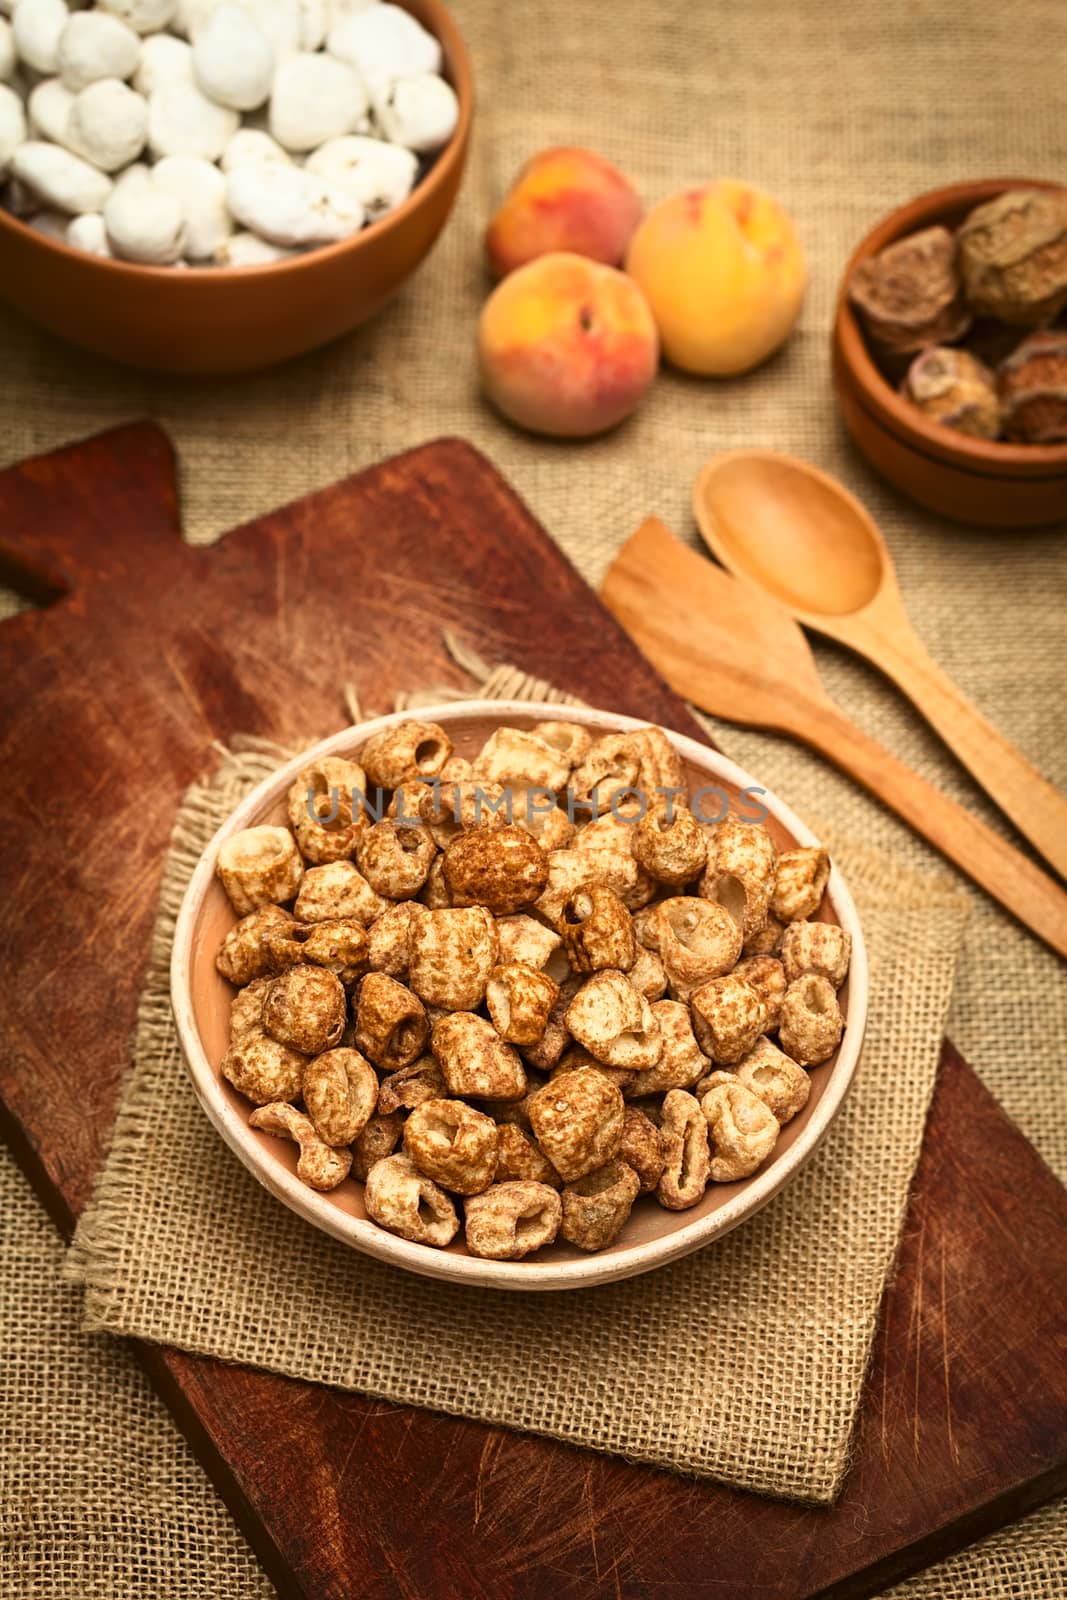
<box><xmin>833</xmin><ymin>178</ymin><xmax>1067</xmax><ymax>527</ymax></box>
<box><xmin>0</xmin><ymin>0</ymin><xmax>471</xmax><ymax>376</ymax></box>
<box><xmin>171</xmin><ymin>703</ymin><xmax>868</xmax><ymax>1290</ymax></box>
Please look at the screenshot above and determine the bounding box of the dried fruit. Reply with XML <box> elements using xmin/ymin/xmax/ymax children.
<box><xmin>903</xmin><ymin>345</ymin><xmax>1002</xmax><ymax>439</ymax></box>
<box><xmin>957</xmin><ymin>188</ymin><xmax>1067</xmax><ymax>327</ymax></box>
<box><xmin>997</xmin><ymin>330</ymin><xmax>1067</xmax><ymax>443</ymax></box>
<box><xmin>848</xmin><ymin>225</ymin><xmax>970</xmax><ymax>354</ymax></box>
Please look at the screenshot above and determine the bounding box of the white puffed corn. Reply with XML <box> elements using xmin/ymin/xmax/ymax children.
<box><xmin>371</xmin><ymin>71</ymin><xmax>457</xmax><ymax>154</ymax></box>
<box><xmin>227</xmin><ymin>161</ymin><xmax>362</xmax><ymax>244</ymax></box>
<box><xmin>12</xmin><ymin>140</ymin><xmax>112</xmax><ymax>215</ymax></box>
<box><xmin>152</xmin><ymin>153</ymin><xmax>232</xmax><ymax>257</ymax></box>
<box><xmin>57</xmin><ymin>11</ymin><xmax>141</xmax><ymax>92</ymax></box>
<box><xmin>0</xmin><ymin>82</ymin><xmax>26</xmax><ymax>173</ymax></box>
<box><xmin>105</xmin><ymin>162</ymin><xmax>185</xmax><ymax>260</ymax></box>
<box><xmin>327</xmin><ymin>2</ymin><xmax>441</xmax><ymax>90</ymax></box>
<box><xmin>13</xmin><ymin>0</ymin><xmax>69</xmax><ymax>77</ymax></box>
<box><xmin>193</xmin><ymin>2</ymin><xmax>274</xmax><ymax>111</ymax></box>
<box><xmin>221</xmin><ymin>125</ymin><xmax>291</xmax><ymax>171</ymax></box>
<box><xmin>67</xmin><ymin>210</ymin><xmax>112</xmax><ymax>254</ymax></box>
<box><xmin>131</xmin><ymin>31</ymin><xmax>193</xmax><ymax>95</ymax></box>
<box><xmin>68</xmin><ymin>80</ymin><xmax>148</xmax><ymax>171</ymax></box>
<box><xmin>304</xmin><ymin>133</ymin><xmax>415</xmax><ymax>220</ymax></box>
<box><xmin>214</xmin><ymin>228</ymin><xmax>297</xmax><ymax>264</ymax></box>
<box><xmin>269</xmin><ymin>50</ymin><xmax>368</xmax><ymax>151</ymax></box>
<box><xmin>28</xmin><ymin>79</ymin><xmax>76</xmax><ymax>146</ymax></box>
<box><xmin>99</xmin><ymin>0</ymin><xmax>178</xmax><ymax>32</ymax></box>
<box><xmin>148</xmin><ymin>77</ymin><xmax>239</xmax><ymax>161</ymax></box>
<box><xmin>0</xmin><ymin>17</ymin><xmax>14</xmax><ymax>82</ymax></box>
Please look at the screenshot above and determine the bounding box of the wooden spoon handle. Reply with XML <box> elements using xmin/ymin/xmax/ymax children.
<box><xmin>855</xmin><ymin>621</ymin><xmax>1067</xmax><ymax>882</ymax></box>
<box><xmin>798</xmin><ymin>699</ymin><xmax>1067</xmax><ymax>960</ymax></box>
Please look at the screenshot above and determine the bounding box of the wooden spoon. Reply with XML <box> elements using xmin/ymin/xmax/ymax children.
<box><xmin>692</xmin><ymin>450</ymin><xmax>1067</xmax><ymax>882</ymax></box>
<box><xmin>600</xmin><ymin>517</ymin><xmax>1067</xmax><ymax>960</ymax></box>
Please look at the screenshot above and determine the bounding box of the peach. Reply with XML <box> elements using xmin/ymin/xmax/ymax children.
<box><xmin>478</xmin><ymin>252</ymin><xmax>659</xmax><ymax>438</ymax></box>
<box><xmin>625</xmin><ymin>180</ymin><xmax>807</xmax><ymax>376</ymax></box>
<box><xmin>486</xmin><ymin>147</ymin><xmax>643</xmax><ymax>279</ymax></box>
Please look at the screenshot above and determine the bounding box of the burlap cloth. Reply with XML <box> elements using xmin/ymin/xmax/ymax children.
<box><xmin>3</xmin><ymin>0</ymin><xmax>1067</xmax><ymax>1589</ymax></box>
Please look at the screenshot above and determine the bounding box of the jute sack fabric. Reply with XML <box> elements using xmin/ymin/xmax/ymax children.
<box><xmin>3</xmin><ymin>0</ymin><xmax>1067</xmax><ymax>1585</ymax></box>
<box><xmin>65</xmin><ymin>660</ymin><xmax>968</xmax><ymax>1506</ymax></box>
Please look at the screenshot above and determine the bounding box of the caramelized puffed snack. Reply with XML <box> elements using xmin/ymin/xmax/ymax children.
<box><xmin>408</xmin><ymin>906</ymin><xmax>499</xmax><ymax>1011</ymax></box>
<box><xmin>560</xmin><ymin>1160</ymin><xmax>641</xmax><ymax>1251</ymax></box>
<box><xmin>519</xmin><ymin>974</ymin><xmax>581</xmax><ymax>1072</ymax></box>
<box><xmin>359</xmin><ymin>719</ymin><xmax>453</xmax><ymax>791</ymax></box>
<box><xmin>216</xmin><ymin>904</ymin><xmax>294</xmax><ymax>986</ymax></box>
<box><xmin>529</xmin><ymin>719</ymin><xmax>593</xmax><ymax>769</ymax></box>
<box><xmin>690</xmin><ymin>973</ymin><xmax>768</xmax><ymax>1066</ymax></box>
<box><xmin>351</xmin><ymin>1110</ymin><xmax>404</xmax><ymax>1182</ymax></box>
<box><xmin>560</xmin><ymin>885</ymin><xmax>636</xmax><ymax>973</ymax></box>
<box><xmin>485</xmin><ymin>962</ymin><xmax>560</xmax><ymax>1046</ymax></box>
<box><xmin>732</xmin><ymin>955</ymin><xmax>787</xmax><ymax>1031</ymax></box>
<box><xmin>418</xmin><ymin>779</ymin><xmax>507</xmax><ymax>848</ymax></box>
<box><xmin>700</xmin><ymin>816</ymin><xmax>777</xmax><ymax>941</ymax></box>
<box><xmin>403</xmin><ymin>1097</ymin><xmax>499</xmax><ymax>1195</ymax></box>
<box><xmin>354</xmin><ymin>972</ymin><xmax>428</xmax><ymax>1070</ymax></box>
<box><xmin>510</xmin><ymin>791</ymin><xmax>576</xmax><ymax>853</ymax></box>
<box><xmin>626</xmin><ymin>943</ymin><xmax>668</xmax><ymax>1001</ymax></box>
<box><xmin>553</xmin><ymin>1048</ymin><xmax>636</xmax><ymax>1098</ymax></box>
<box><xmin>528</xmin><ymin>1067</ymin><xmax>624</xmax><ymax>1182</ymax></box>
<box><xmin>631</xmin><ymin>905</ymin><xmax>661</xmax><ymax>951</ymax></box>
<box><xmin>286</xmin><ymin>756</ymin><xmax>367</xmax><ymax>865</ymax></box>
<box><xmin>356</xmin><ymin>819</ymin><xmax>436</xmax><ymax>900</ymax></box>
<box><xmin>464</xmin><ymin>1180</ymin><xmax>562</xmax><ymax>1260</ymax></box>
<box><xmin>493</xmin><ymin>1123</ymin><xmax>561</xmax><ymax>1187</ymax></box>
<box><xmin>222</xmin><ymin>1031</ymin><xmax>306</xmax><ymax>1106</ymax></box>
<box><xmin>735</xmin><ymin>1037</ymin><xmax>811</xmax><ymax>1125</ymax></box>
<box><xmin>771</xmin><ymin>847</ymin><xmax>830</xmax><ymax>922</ymax></box>
<box><xmin>619</xmin><ymin>1105</ymin><xmax>666</xmax><ymax>1192</ymax></box>
<box><xmin>217</xmin><ymin>825</ymin><xmax>303</xmax><ymax>916</ymax></box>
<box><xmin>363</xmin><ymin>1153</ymin><xmax>459</xmax><ymax>1247</ymax></box>
<box><xmin>700</xmin><ymin>1078</ymin><xmax>779</xmax><ymax>1182</ymax></box>
<box><xmin>655</xmin><ymin>1089</ymin><xmax>710</xmax><ymax>1210</ymax></box>
<box><xmin>654</xmin><ymin>897</ymin><xmax>742</xmax><ymax>1000</ymax></box>
<box><xmin>443</xmin><ymin>824</ymin><xmax>549</xmax><ymax>915</ymax></box>
<box><xmin>565</xmin><ymin>968</ymin><xmax>663</xmax><ymax>1069</ymax></box>
<box><xmin>779</xmin><ymin>921</ymin><xmax>852</xmax><ymax>989</ymax></box>
<box><xmin>573</xmin><ymin>798</ymin><xmax>643</xmax><ymax>856</ymax></box>
<box><xmin>569</xmin><ymin>732</ymin><xmax>643</xmax><ymax>811</ymax></box>
<box><xmin>630</xmin><ymin>725</ymin><xmax>686</xmax><ymax>796</ymax></box>
<box><xmin>471</xmin><ymin>725</ymin><xmax>572</xmax><ymax>792</ymax></box>
<box><xmin>778</xmin><ymin>974</ymin><xmax>844</xmax><ymax>1067</ymax></box>
<box><xmin>366</xmin><ymin>899</ymin><xmax>427</xmax><ymax>977</ymax></box>
<box><xmin>294</xmin><ymin>860</ymin><xmax>386</xmax><ymax>926</ymax></box>
<box><xmin>302</xmin><ymin>1047</ymin><xmax>378</xmax><ymax>1147</ymax></box>
<box><xmin>743</xmin><ymin>913</ymin><xmax>785</xmax><ymax>958</ymax></box>
<box><xmin>432</xmin><ymin>1011</ymin><xmax>528</xmax><ymax>1100</ymax></box>
<box><xmin>495</xmin><ymin>913</ymin><xmax>568</xmax><ymax>981</ymax></box>
<box><xmin>419</xmin><ymin>855</ymin><xmax>454</xmax><ymax>909</ymax></box>
<box><xmin>249</xmin><ymin>1103</ymin><xmax>353</xmax><ymax>1192</ymax></box>
<box><xmin>631</xmin><ymin>802</ymin><xmax>706</xmax><ymax>886</ymax></box>
<box><xmin>634</xmin><ymin>999</ymin><xmax>706</xmax><ymax>1093</ymax></box>
<box><xmin>263</xmin><ymin>965</ymin><xmax>346</xmax><ymax>1055</ymax></box>
<box><xmin>376</xmin><ymin>1054</ymin><xmax>446</xmax><ymax>1116</ymax></box>
<box><xmin>228</xmin><ymin>976</ymin><xmax>273</xmax><ymax>1042</ymax></box>
<box><xmin>291</xmin><ymin>919</ymin><xmax>369</xmax><ymax>986</ymax></box>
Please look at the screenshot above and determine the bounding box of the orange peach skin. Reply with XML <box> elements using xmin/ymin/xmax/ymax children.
<box><xmin>486</xmin><ymin>147</ymin><xmax>644</xmax><ymax>278</ymax></box>
<box><xmin>626</xmin><ymin>180</ymin><xmax>807</xmax><ymax>376</ymax></box>
<box><xmin>478</xmin><ymin>252</ymin><xmax>659</xmax><ymax>438</ymax></box>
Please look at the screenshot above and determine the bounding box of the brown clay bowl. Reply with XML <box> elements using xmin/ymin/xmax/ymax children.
<box><xmin>832</xmin><ymin>178</ymin><xmax>1067</xmax><ymax>528</ymax></box>
<box><xmin>0</xmin><ymin>0</ymin><xmax>472</xmax><ymax>376</ymax></box>
<box><xmin>171</xmin><ymin>702</ymin><xmax>868</xmax><ymax>1291</ymax></box>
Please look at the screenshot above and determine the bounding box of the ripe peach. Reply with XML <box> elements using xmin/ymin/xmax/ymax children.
<box><xmin>478</xmin><ymin>252</ymin><xmax>659</xmax><ymax>438</ymax></box>
<box><xmin>625</xmin><ymin>180</ymin><xmax>807</xmax><ymax>375</ymax></box>
<box><xmin>486</xmin><ymin>147</ymin><xmax>643</xmax><ymax>279</ymax></box>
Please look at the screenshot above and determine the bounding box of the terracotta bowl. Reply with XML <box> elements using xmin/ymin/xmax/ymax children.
<box><xmin>833</xmin><ymin>178</ymin><xmax>1067</xmax><ymax>528</ymax></box>
<box><xmin>171</xmin><ymin>702</ymin><xmax>868</xmax><ymax>1291</ymax></box>
<box><xmin>0</xmin><ymin>0</ymin><xmax>471</xmax><ymax>376</ymax></box>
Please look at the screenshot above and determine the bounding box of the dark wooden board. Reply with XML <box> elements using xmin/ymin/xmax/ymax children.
<box><xmin>1</xmin><ymin>424</ymin><xmax>1065</xmax><ymax>1600</ymax></box>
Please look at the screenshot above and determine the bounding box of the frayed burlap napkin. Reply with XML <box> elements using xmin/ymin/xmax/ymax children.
<box><xmin>65</xmin><ymin>662</ymin><xmax>968</xmax><ymax>1507</ymax></box>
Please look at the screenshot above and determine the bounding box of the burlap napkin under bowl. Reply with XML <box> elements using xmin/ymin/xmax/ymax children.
<box><xmin>66</xmin><ymin>666</ymin><xmax>968</xmax><ymax>1506</ymax></box>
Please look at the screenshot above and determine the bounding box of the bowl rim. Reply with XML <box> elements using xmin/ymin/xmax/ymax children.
<box><xmin>0</xmin><ymin>0</ymin><xmax>473</xmax><ymax>282</ymax></box>
<box><xmin>833</xmin><ymin>177</ymin><xmax>1067</xmax><ymax>475</ymax></box>
<box><xmin>171</xmin><ymin>700</ymin><xmax>869</xmax><ymax>1292</ymax></box>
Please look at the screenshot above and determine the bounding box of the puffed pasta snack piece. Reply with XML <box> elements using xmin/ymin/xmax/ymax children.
<box><xmin>360</xmin><ymin>719</ymin><xmax>452</xmax><ymax>791</ymax></box>
<box><xmin>528</xmin><ymin>1066</ymin><xmax>624</xmax><ymax>1182</ymax></box>
<box><xmin>777</xmin><ymin>974</ymin><xmax>844</xmax><ymax>1067</ymax></box>
<box><xmin>353</xmin><ymin>972</ymin><xmax>428</xmax><ymax>1069</ymax></box>
<box><xmin>772</xmin><ymin>846</ymin><xmax>830</xmax><ymax>922</ymax></box>
<box><xmin>560</xmin><ymin>1159</ymin><xmax>640</xmax><ymax>1250</ymax></box>
<box><xmin>701</xmin><ymin>1077</ymin><xmax>780</xmax><ymax>1182</ymax></box>
<box><xmin>464</xmin><ymin>1180</ymin><xmax>562</xmax><ymax>1260</ymax></box>
<box><xmin>565</xmin><ymin>968</ymin><xmax>663</xmax><ymax>1070</ymax></box>
<box><xmin>403</xmin><ymin>1096</ymin><xmax>499</xmax><ymax>1195</ymax></box>
<box><xmin>485</xmin><ymin>962</ymin><xmax>559</xmax><ymax>1046</ymax></box>
<box><xmin>302</xmin><ymin>1046</ymin><xmax>378</xmax><ymax>1147</ymax></box>
<box><xmin>431</xmin><ymin>1011</ymin><xmax>528</xmax><ymax>1101</ymax></box>
<box><xmin>689</xmin><ymin>973</ymin><xmax>768</xmax><ymax>1066</ymax></box>
<box><xmin>364</xmin><ymin>1153</ymin><xmax>459</xmax><ymax>1247</ymax></box>
<box><xmin>217</xmin><ymin>825</ymin><xmax>303</xmax><ymax>915</ymax></box>
<box><xmin>286</xmin><ymin>755</ymin><xmax>367</xmax><ymax>864</ymax></box>
<box><xmin>655</xmin><ymin>1089</ymin><xmax>710</xmax><ymax>1209</ymax></box>
<box><xmin>779</xmin><ymin>921</ymin><xmax>852</xmax><ymax>988</ymax></box>
<box><xmin>735</xmin><ymin>1037</ymin><xmax>811</xmax><ymax>1125</ymax></box>
<box><xmin>263</xmin><ymin>964</ymin><xmax>346</xmax><ymax>1055</ymax></box>
<box><xmin>408</xmin><ymin>906</ymin><xmax>499</xmax><ymax>1011</ymax></box>
<box><xmin>216</xmin><ymin>903</ymin><xmax>293</xmax><ymax>986</ymax></box>
<box><xmin>248</xmin><ymin>1101</ymin><xmax>353</xmax><ymax>1191</ymax></box>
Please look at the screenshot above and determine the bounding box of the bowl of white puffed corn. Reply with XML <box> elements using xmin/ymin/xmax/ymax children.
<box><xmin>171</xmin><ymin>703</ymin><xmax>868</xmax><ymax>1290</ymax></box>
<box><xmin>0</xmin><ymin>0</ymin><xmax>472</xmax><ymax>373</ymax></box>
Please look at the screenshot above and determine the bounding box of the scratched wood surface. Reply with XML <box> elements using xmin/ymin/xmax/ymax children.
<box><xmin>1</xmin><ymin>423</ymin><xmax>1065</xmax><ymax>1600</ymax></box>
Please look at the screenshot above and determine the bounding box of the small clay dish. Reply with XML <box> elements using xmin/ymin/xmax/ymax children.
<box><xmin>833</xmin><ymin>179</ymin><xmax>1067</xmax><ymax>527</ymax></box>
<box><xmin>0</xmin><ymin>0</ymin><xmax>472</xmax><ymax>376</ymax></box>
<box><xmin>171</xmin><ymin>701</ymin><xmax>868</xmax><ymax>1292</ymax></box>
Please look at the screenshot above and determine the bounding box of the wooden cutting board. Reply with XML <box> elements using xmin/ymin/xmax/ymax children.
<box><xmin>1</xmin><ymin>423</ymin><xmax>1065</xmax><ymax>1600</ymax></box>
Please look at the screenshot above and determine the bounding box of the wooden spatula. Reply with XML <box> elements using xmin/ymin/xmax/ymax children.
<box><xmin>600</xmin><ymin>518</ymin><xmax>1067</xmax><ymax>960</ymax></box>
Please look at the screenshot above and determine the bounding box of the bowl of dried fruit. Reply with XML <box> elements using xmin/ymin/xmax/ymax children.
<box><xmin>833</xmin><ymin>178</ymin><xmax>1067</xmax><ymax>527</ymax></box>
<box><xmin>171</xmin><ymin>703</ymin><xmax>867</xmax><ymax>1290</ymax></box>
